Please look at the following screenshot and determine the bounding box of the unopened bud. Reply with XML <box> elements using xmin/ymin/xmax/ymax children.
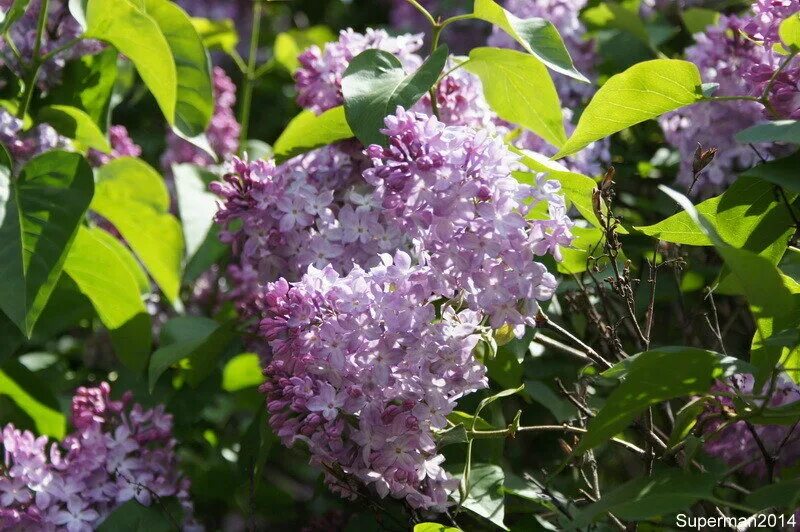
<box><xmin>692</xmin><ymin>143</ymin><xmax>718</xmax><ymax>175</ymax></box>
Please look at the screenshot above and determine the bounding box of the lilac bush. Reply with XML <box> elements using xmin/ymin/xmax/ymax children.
<box><xmin>87</xmin><ymin>125</ymin><xmax>142</xmax><ymax>167</ymax></box>
<box><xmin>0</xmin><ymin>383</ymin><xmax>196</xmax><ymax>530</ymax></box>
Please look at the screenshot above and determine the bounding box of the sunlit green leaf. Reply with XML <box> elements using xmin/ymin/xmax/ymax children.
<box><xmin>273</xmin><ymin>107</ymin><xmax>353</xmax><ymax>162</ymax></box>
<box><xmin>222</xmin><ymin>353</ymin><xmax>263</xmax><ymax>392</ymax></box>
<box><xmin>38</xmin><ymin>105</ymin><xmax>111</xmax><ymax>153</ymax></box>
<box><xmin>0</xmin><ymin>359</ymin><xmax>66</xmax><ymax>438</ymax></box>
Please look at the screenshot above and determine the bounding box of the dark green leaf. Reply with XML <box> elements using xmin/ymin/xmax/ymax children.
<box><xmin>148</xmin><ymin>316</ymin><xmax>234</xmax><ymax>392</ymax></box>
<box><xmin>735</xmin><ymin>120</ymin><xmax>800</xmax><ymax>145</ymax></box>
<box><xmin>569</xmin><ymin>470</ymin><xmax>717</xmax><ymax>527</ymax></box>
<box><xmin>742</xmin><ymin>152</ymin><xmax>800</xmax><ymax>194</ymax></box>
<box><xmin>576</xmin><ymin>348</ymin><xmax>721</xmax><ymax>454</ymax></box>
<box><xmin>0</xmin><ymin>151</ymin><xmax>94</xmax><ymax>336</ymax></box>
<box><xmin>582</xmin><ymin>1</ymin><xmax>651</xmax><ymax>46</ymax></box>
<box><xmin>97</xmin><ymin>499</ymin><xmax>182</xmax><ymax>532</ymax></box>
<box><xmin>746</xmin><ymin>478</ymin><xmax>800</xmax><ymax>510</ymax></box>
<box><xmin>43</xmin><ymin>49</ymin><xmax>118</xmax><ymax>128</ymax></box>
<box><xmin>342</xmin><ymin>45</ymin><xmax>448</xmax><ymax>146</ymax></box>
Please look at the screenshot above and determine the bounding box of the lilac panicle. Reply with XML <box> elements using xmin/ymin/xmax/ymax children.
<box><xmin>87</xmin><ymin>125</ymin><xmax>142</xmax><ymax>167</ymax></box>
<box><xmin>0</xmin><ymin>382</ymin><xmax>199</xmax><ymax>531</ymax></box>
<box><xmin>215</xmin><ymin>108</ymin><xmax>571</xmax><ymax>509</ymax></box>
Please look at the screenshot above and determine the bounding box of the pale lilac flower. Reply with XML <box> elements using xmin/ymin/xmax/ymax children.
<box><xmin>0</xmin><ymin>108</ymin><xmax>71</xmax><ymax>167</ymax></box>
<box><xmin>0</xmin><ymin>383</ymin><xmax>198</xmax><ymax>531</ymax></box>
<box><xmin>87</xmin><ymin>125</ymin><xmax>142</xmax><ymax>167</ymax></box>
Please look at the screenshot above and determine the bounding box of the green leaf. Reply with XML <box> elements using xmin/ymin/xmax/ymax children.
<box><xmin>273</xmin><ymin>26</ymin><xmax>336</xmax><ymax>73</ymax></box>
<box><xmin>659</xmin><ymin>186</ymin><xmax>796</xmax><ymax>383</ymax></box>
<box><xmin>172</xmin><ymin>164</ymin><xmax>218</xmax><ymax>260</ymax></box>
<box><xmin>148</xmin><ymin>316</ymin><xmax>233</xmax><ymax>392</ymax></box>
<box><xmin>637</xmin><ymin>177</ymin><xmax>794</xmax><ymax>262</ymax></box>
<box><xmin>414</xmin><ymin>524</ymin><xmax>461</xmax><ymax>532</ymax></box>
<box><xmin>742</xmin><ymin>152</ymin><xmax>800</xmax><ymax>194</ymax></box>
<box><xmin>84</xmin><ymin>0</ymin><xmax>177</xmax><ymax>125</ymax></box>
<box><xmin>143</xmin><ymin>0</ymin><xmax>214</xmax><ymax>138</ymax></box>
<box><xmin>582</xmin><ymin>1</ymin><xmax>651</xmax><ymax>46</ymax></box>
<box><xmin>473</xmin><ymin>0</ymin><xmax>587</xmax><ymax>82</ymax></box>
<box><xmin>273</xmin><ymin>107</ymin><xmax>353</xmax><ymax>163</ymax></box>
<box><xmin>42</xmin><ymin>49</ymin><xmax>118</xmax><ymax>129</ymax></box>
<box><xmin>38</xmin><ymin>105</ymin><xmax>111</xmax><ymax>153</ymax></box>
<box><xmin>746</xmin><ymin>478</ymin><xmax>800</xmax><ymax>510</ymax></box>
<box><xmin>92</xmin><ymin>228</ymin><xmax>150</xmax><ymax>295</ymax></box>
<box><xmin>735</xmin><ymin>119</ymin><xmax>800</xmax><ymax>144</ymax></box>
<box><xmin>464</xmin><ymin>47</ymin><xmax>565</xmax><ymax>148</ymax></box>
<box><xmin>191</xmin><ymin>17</ymin><xmax>239</xmax><ymax>54</ymax></box>
<box><xmin>556</xmin><ymin>59</ymin><xmax>702</xmax><ymax>157</ymax></box>
<box><xmin>555</xmin><ymin>226</ymin><xmax>604</xmax><ymax>274</ymax></box>
<box><xmin>64</xmin><ymin>227</ymin><xmax>151</xmax><ymax>371</ymax></box>
<box><xmin>453</xmin><ymin>464</ymin><xmax>508</xmax><ymax>530</ymax></box>
<box><xmin>97</xmin><ymin>499</ymin><xmax>181</xmax><ymax>532</ymax></box>
<box><xmin>342</xmin><ymin>45</ymin><xmax>449</xmax><ymax>146</ymax></box>
<box><xmin>473</xmin><ymin>385</ymin><xmax>524</xmax><ymax>429</ymax></box>
<box><xmin>569</xmin><ymin>470</ymin><xmax>717</xmax><ymax>527</ymax></box>
<box><xmin>0</xmin><ymin>151</ymin><xmax>94</xmax><ymax>336</ymax></box>
<box><xmin>0</xmin><ymin>359</ymin><xmax>66</xmax><ymax>438</ymax></box>
<box><xmin>525</xmin><ymin>381</ymin><xmax>577</xmax><ymax>422</ymax></box>
<box><xmin>779</xmin><ymin>10</ymin><xmax>800</xmax><ymax>49</ymax></box>
<box><xmin>575</xmin><ymin>348</ymin><xmax>721</xmax><ymax>454</ymax></box>
<box><xmin>91</xmin><ymin>157</ymin><xmax>184</xmax><ymax>306</ymax></box>
<box><xmin>681</xmin><ymin>7</ymin><xmax>721</xmax><ymax>35</ymax></box>
<box><xmin>237</xmin><ymin>408</ymin><xmax>274</xmax><ymax>489</ymax></box>
<box><xmin>667</xmin><ymin>396</ymin><xmax>709</xmax><ymax>448</ymax></box>
<box><xmin>222</xmin><ymin>353</ymin><xmax>263</xmax><ymax>392</ymax></box>
<box><xmin>512</xmin><ymin>160</ymin><xmax>604</xmax><ymax>230</ymax></box>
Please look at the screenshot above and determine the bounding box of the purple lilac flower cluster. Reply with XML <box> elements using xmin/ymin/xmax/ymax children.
<box><xmin>0</xmin><ymin>382</ymin><xmax>197</xmax><ymax>531</ymax></box>
<box><xmin>212</xmin><ymin>143</ymin><xmax>404</xmax><ymax>314</ymax></box>
<box><xmin>364</xmin><ymin>108</ymin><xmax>567</xmax><ymax>334</ymax></box>
<box><xmin>259</xmin><ymin>256</ymin><xmax>486</xmax><ymax>510</ymax></box>
<box><xmin>701</xmin><ymin>373</ymin><xmax>800</xmax><ymax>477</ymax></box>
<box><xmin>87</xmin><ymin>125</ymin><xmax>142</xmax><ymax>167</ymax></box>
<box><xmin>0</xmin><ymin>0</ymin><xmax>101</xmax><ymax>89</ymax></box>
<box><xmin>218</xmin><ymin>108</ymin><xmax>570</xmax><ymax>509</ymax></box>
<box><xmin>487</xmin><ymin>0</ymin><xmax>611</xmax><ymax>176</ymax></box>
<box><xmin>661</xmin><ymin>1</ymin><xmax>799</xmax><ymax>194</ymax></box>
<box><xmin>0</xmin><ymin>108</ymin><xmax>71</xmax><ymax>166</ymax></box>
<box><xmin>162</xmin><ymin>67</ymin><xmax>241</xmax><ymax>170</ymax></box>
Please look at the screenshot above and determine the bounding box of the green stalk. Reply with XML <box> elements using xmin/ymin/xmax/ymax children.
<box><xmin>238</xmin><ymin>0</ymin><xmax>264</xmax><ymax>151</ymax></box>
<box><xmin>17</xmin><ymin>0</ymin><xmax>50</xmax><ymax>119</ymax></box>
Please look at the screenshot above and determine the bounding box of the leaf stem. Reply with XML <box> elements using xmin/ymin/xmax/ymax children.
<box><xmin>403</xmin><ymin>0</ymin><xmax>437</xmax><ymax>28</ymax></box>
<box><xmin>17</xmin><ymin>0</ymin><xmax>50</xmax><ymax>119</ymax></box>
<box><xmin>238</xmin><ymin>0</ymin><xmax>263</xmax><ymax>151</ymax></box>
